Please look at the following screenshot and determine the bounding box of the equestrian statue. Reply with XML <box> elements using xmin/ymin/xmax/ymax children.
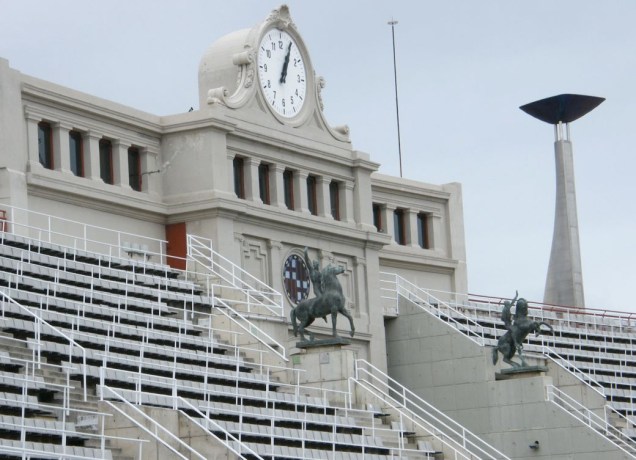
<box><xmin>290</xmin><ymin>248</ymin><xmax>355</xmax><ymax>342</ymax></box>
<box><xmin>492</xmin><ymin>291</ymin><xmax>553</xmax><ymax>368</ymax></box>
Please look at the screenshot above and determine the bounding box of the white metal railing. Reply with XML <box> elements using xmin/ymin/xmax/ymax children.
<box><xmin>207</xmin><ymin>297</ymin><xmax>288</xmax><ymax>362</ymax></box>
<box><xmin>1</xmin><ymin>204</ymin><xmax>168</xmax><ymax>263</ymax></box>
<box><xmin>187</xmin><ymin>234</ymin><xmax>284</xmax><ymax>317</ymax></box>
<box><xmin>1</xmin><ymin>205</ymin><xmax>289</xmax><ymax>367</ymax></box>
<box><xmin>102</xmin><ymin>386</ymin><xmax>421</xmax><ymax>460</ymax></box>
<box><xmin>0</xmin><ymin>289</ymin><xmax>88</xmax><ymax>401</ymax></box>
<box><xmin>353</xmin><ymin>359</ymin><xmax>511</xmax><ymax>460</ymax></box>
<box><xmin>380</xmin><ymin>272</ymin><xmax>488</xmax><ymax>346</ymax></box>
<box><xmin>100</xmin><ymin>385</ymin><xmax>206</xmax><ymax>460</ymax></box>
<box><xmin>0</xmin><ymin>240</ymin><xmax>288</xmax><ymax>366</ymax></box>
<box><xmin>0</xmin><ymin>381</ymin><xmax>143</xmax><ymax>459</ymax></box>
<box><xmin>97</xmin><ymin>366</ymin><xmax>349</xmax><ymax>416</ymax></box>
<box><xmin>381</xmin><ymin>272</ymin><xmax>636</xmax><ymax>455</ymax></box>
<box><xmin>176</xmin><ymin>396</ymin><xmax>265</xmax><ymax>460</ymax></box>
<box><xmin>546</xmin><ymin>385</ymin><xmax>636</xmax><ymax>458</ymax></box>
<box><xmin>464</xmin><ymin>292</ymin><xmax>636</xmax><ymax>344</ymax></box>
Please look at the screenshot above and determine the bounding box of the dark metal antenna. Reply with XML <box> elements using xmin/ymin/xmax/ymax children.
<box><xmin>388</xmin><ymin>19</ymin><xmax>403</xmax><ymax>177</ymax></box>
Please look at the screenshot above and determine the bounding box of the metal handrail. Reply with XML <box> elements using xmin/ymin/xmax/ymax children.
<box><xmin>546</xmin><ymin>385</ymin><xmax>636</xmax><ymax>458</ymax></box>
<box><xmin>1</xmin><ymin>204</ymin><xmax>168</xmax><ymax>263</ymax></box>
<box><xmin>381</xmin><ymin>272</ymin><xmax>636</xmax><ymax>452</ymax></box>
<box><xmin>99</xmin><ymin>366</ymin><xmax>348</xmax><ymax>414</ymax></box>
<box><xmin>187</xmin><ymin>234</ymin><xmax>283</xmax><ymax>317</ymax></box>
<box><xmin>380</xmin><ymin>272</ymin><xmax>488</xmax><ymax>346</ymax></box>
<box><xmin>100</xmin><ymin>384</ymin><xmax>206</xmax><ymax>460</ymax></box>
<box><xmin>211</xmin><ymin>297</ymin><xmax>288</xmax><ymax>362</ymax></box>
<box><xmin>177</xmin><ymin>396</ymin><xmax>266</xmax><ymax>460</ymax></box>
<box><xmin>353</xmin><ymin>359</ymin><xmax>511</xmax><ymax>460</ymax></box>
<box><xmin>0</xmin><ymin>289</ymin><xmax>87</xmax><ymax>401</ymax></box>
<box><xmin>540</xmin><ymin>344</ymin><xmax>606</xmax><ymax>398</ymax></box>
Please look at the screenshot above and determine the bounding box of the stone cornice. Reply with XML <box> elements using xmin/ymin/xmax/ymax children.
<box><xmin>159</xmin><ymin>111</ymin><xmax>238</xmax><ymax>134</ymax></box>
<box><xmin>371</xmin><ymin>173</ymin><xmax>453</xmax><ymax>199</ymax></box>
<box><xmin>21</xmin><ymin>77</ymin><xmax>161</xmax><ymax>135</ymax></box>
<box><xmin>227</xmin><ymin>120</ymin><xmax>354</xmax><ymax>166</ymax></box>
<box><xmin>379</xmin><ymin>249</ymin><xmax>459</xmax><ymax>273</ymax></box>
<box><xmin>27</xmin><ymin>173</ymin><xmax>167</xmax><ymax>223</ymax></box>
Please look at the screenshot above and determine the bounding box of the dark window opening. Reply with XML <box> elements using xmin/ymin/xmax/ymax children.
<box><xmin>329</xmin><ymin>181</ymin><xmax>340</xmax><ymax>220</ymax></box>
<box><xmin>233</xmin><ymin>157</ymin><xmax>245</xmax><ymax>199</ymax></box>
<box><xmin>283</xmin><ymin>170</ymin><xmax>294</xmax><ymax>210</ymax></box>
<box><xmin>37</xmin><ymin>122</ymin><xmax>53</xmax><ymax>169</ymax></box>
<box><xmin>418</xmin><ymin>212</ymin><xmax>431</xmax><ymax>249</ymax></box>
<box><xmin>128</xmin><ymin>147</ymin><xmax>142</xmax><ymax>191</ymax></box>
<box><xmin>372</xmin><ymin>203</ymin><xmax>382</xmax><ymax>231</ymax></box>
<box><xmin>99</xmin><ymin>139</ymin><xmax>113</xmax><ymax>184</ymax></box>
<box><xmin>394</xmin><ymin>209</ymin><xmax>406</xmax><ymax>245</ymax></box>
<box><xmin>258</xmin><ymin>163</ymin><xmax>270</xmax><ymax>204</ymax></box>
<box><xmin>307</xmin><ymin>175</ymin><xmax>317</xmax><ymax>215</ymax></box>
<box><xmin>69</xmin><ymin>130</ymin><xmax>84</xmax><ymax>177</ymax></box>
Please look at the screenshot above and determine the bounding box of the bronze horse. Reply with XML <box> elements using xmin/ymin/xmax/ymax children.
<box><xmin>492</xmin><ymin>297</ymin><xmax>553</xmax><ymax>367</ymax></box>
<box><xmin>290</xmin><ymin>263</ymin><xmax>355</xmax><ymax>342</ymax></box>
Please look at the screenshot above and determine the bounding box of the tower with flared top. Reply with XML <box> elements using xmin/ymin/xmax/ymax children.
<box><xmin>520</xmin><ymin>94</ymin><xmax>604</xmax><ymax>308</ymax></box>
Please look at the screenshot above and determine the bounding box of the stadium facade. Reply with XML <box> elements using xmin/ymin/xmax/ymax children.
<box><xmin>0</xmin><ymin>5</ymin><xmax>633</xmax><ymax>460</ymax></box>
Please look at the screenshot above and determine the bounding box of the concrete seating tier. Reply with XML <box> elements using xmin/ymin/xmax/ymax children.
<box><xmin>0</xmin><ymin>354</ymin><xmax>108</xmax><ymax>458</ymax></box>
<box><xmin>99</xmin><ymin>388</ymin><xmax>396</xmax><ymax>459</ymax></box>
<box><xmin>442</xmin><ymin>298</ymin><xmax>636</xmax><ymax>416</ymax></box>
<box><xmin>0</xmin><ymin>232</ymin><xmax>174</xmax><ymax>280</ymax></box>
<box><xmin>0</xmin><ymin>232</ymin><xmax>422</xmax><ymax>458</ymax></box>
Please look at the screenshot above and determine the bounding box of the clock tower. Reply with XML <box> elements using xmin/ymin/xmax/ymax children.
<box><xmin>198</xmin><ymin>5</ymin><xmax>349</xmax><ymax>138</ymax></box>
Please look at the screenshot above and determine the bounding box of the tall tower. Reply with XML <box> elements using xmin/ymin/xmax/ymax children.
<box><xmin>520</xmin><ymin>94</ymin><xmax>604</xmax><ymax>308</ymax></box>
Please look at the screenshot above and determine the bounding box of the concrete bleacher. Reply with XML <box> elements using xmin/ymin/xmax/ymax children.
<box><xmin>0</xmin><ymin>230</ymin><xmax>447</xmax><ymax>459</ymax></box>
<box><xmin>455</xmin><ymin>295</ymin><xmax>636</xmax><ymax>417</ymax></box>
<box><xmin>384</xmin><ymin>273</ymin><xmax>636</xmax><ymax>455</ymax></box>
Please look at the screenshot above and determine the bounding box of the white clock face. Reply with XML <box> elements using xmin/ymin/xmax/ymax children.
<box><xmin>257</xmin><ymin>29</ymin><xmax>307</xmax><ymax>118</ymax></box>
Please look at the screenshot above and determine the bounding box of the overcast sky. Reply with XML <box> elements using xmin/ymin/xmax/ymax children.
<box><xmin>1</xmin><ymin>1</ymin><xmax>634</xmax><ymax>313</ymax></box>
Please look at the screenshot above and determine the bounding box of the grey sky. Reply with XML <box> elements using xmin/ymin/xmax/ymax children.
<box><xmin>1</xmin><ymin>1</ymin><xmax>634</xmax><ymax>312</ymax></box>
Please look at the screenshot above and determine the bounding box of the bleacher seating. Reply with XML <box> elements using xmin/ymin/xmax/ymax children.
<box><xmin>0</xmin><ymin>230</ymin><xmax>443</xmax><ymax>459</ymax></box>
<box><xmin>452</xmin><ymin>296</ymin><xmax>636</xmax><ymax>417</ymax></box>
<box><xmin>386</xmin><ymin>274</ymin><xmax>636</xmax><ymax>451</ymax></box>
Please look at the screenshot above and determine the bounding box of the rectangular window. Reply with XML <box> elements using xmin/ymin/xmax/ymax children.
<box><xmin>283</xmin><ymin>169</ymin><xmax>294</xmax><ymax>210</ymax></box>
<box><xmin>233</xmin><ymin>157</ymin><xmax>245</xmax><ymax>199</ymax></box>
<box><xmin>258</xmin><ymin>163</ymin><xmax>270</xmax><ymax>204</ymax></box>
<box><xmin>37</xmin><ymin>122</ymin><xmax>53</xmax><ymax>169</ymax></box>
<box><xmin>99</xmin><ymin>139</ymin><xmax>113</xmax><ymax>184</ymax></box>
<box><xmin>69</xmin><ymin>130</ymin><xmax>84</xmax><ymax>177</ymax></box>
<box><xmin>418</xmin><ymin>212</ymin><xmax>431</xmax><ymax>249</ymax></box>
<box><xmin>329</xmin><ymin>181</ymin><xmax>340</xmax><ymax>220</ymax></box>
<box><xmin>372</xmin><ymin>203</ymin><xmax>382</xmax><ymax>231</ymax></box>
<box><xmin>128</xmin><ymin>147</ymin><xmax>142</xmax><ymax>191</ymax></box>
<box><xmin>307</xmin><ymin>175</ymin><xmax>317</xmax><ymax>215</ymax></box>
<box><xmin>394</xmin><ymin>209</ymin><xmax>406</xmax><ymax>245</ymax></box>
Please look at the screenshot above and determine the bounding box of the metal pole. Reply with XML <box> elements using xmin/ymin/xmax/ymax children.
<box><xmin>388</xmin><ymin>19</ymin><xmax>403</xmax><ymax>178</ymax></box>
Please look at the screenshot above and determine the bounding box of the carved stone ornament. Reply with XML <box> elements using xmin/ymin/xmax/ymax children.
<box><xmin>265</xmin><ymin>4</ymin><xmax>296</xmax><ymax>30</ymax></box>
<box><xmin>207</xmin><ymin>87</ymin><xmax>229</xmax><ymax>105</ymax></box>
<box><xmin>334</xmin><ymin>125</ymin><xmax>350</xmax><ymax>136</ymax></box>
<box><xmin>233</xmin><ymin>50</ymin><xmax>255</xmax><ymax>89</ymax></box>
<box><xmin>317</xmin><ymin>76</ymin><xmax>326</xmax><ymax>111</ymax></box>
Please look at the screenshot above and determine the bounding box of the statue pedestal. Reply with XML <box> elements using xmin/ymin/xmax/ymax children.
<box><xmin>290</xmin><ymin>340</ymin><xmax>355</xmax><ymax>405</ymax></box>
<box><xmin>295</xmin><ymin>337</ymin><xmax>351</xmax><ymax>349</ymax></box>
<box><xmin>496</xmin><ymin>365</ymin><xmax>548</xmax><ymax>381</ymax></box>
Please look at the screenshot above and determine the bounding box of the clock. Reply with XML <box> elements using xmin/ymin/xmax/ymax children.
<box><xmin>257</xmin><ymin>29</ymin><xmax>307</xmax><ymax>118</ymax></box>
<box><xmin>282</xmin><ymin>253</ymin><xmax>311</xmax><ymax>305</ymax></box>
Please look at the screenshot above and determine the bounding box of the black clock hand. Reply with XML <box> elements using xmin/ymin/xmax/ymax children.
<box><xmin>280</xmin><ymin>41</ymin><xmax>292</xmax><ymax>84</ymax></box>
